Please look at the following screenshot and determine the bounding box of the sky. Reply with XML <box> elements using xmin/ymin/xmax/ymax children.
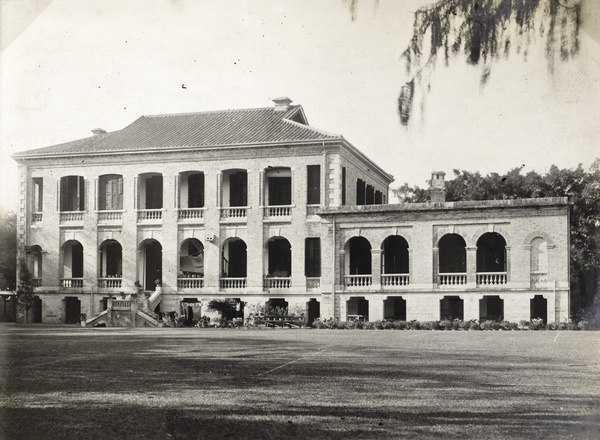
<box><xmin>1</xmin><ymin>0</ymin><xmax>599</xmax><ymax>211</ymax></box>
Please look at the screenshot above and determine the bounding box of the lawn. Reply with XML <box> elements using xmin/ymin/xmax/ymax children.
<box><xmin>0</xmin><ymin>325</ymin><xmax>599</xmax><ymax>439</ymax></box>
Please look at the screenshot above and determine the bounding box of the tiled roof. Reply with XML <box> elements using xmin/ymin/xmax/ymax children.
<box><xmin>16</xmin><ymin>105</ymin><xmax>340</xmax><ymax>157</ymax></box>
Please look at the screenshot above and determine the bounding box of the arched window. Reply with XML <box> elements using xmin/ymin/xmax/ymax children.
<box><xmin>62</xmin><ymin>240</ymin><xmax>83</xmax><ymax>288</ymax></box>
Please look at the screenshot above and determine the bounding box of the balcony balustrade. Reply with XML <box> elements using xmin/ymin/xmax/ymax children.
<box><xmin>219</xmin><ymin>277</ymin><xmax>247</xmax><ymax>289</ymax></box>
<box><xmin>263</xmin><ymin>277</ymin><xmax>291</xmax><ymax>289</ymax></box>
<box><xmin>381</xmin><ymin>274</ymin><xmax>410</xmax><ymax>287</ymax></box>
<box><xmin>263</xmin><ymin>205</ymin><xmax>292</xmax><ymax>219</ymax></box>
<box><xmin>32</xmin><ymin>212</ymin><xmax>43</xmax><ymax>223</ymax></box>
<box><xmin>476</xmin><ymin>272</ymin><xmax>507</xmax><ymax>286</ymax></box>
<box><xmin>306</xmin><ymin>277</ymin><xmax>321</xmax><ymax>289</ymax></box>
<box><xmin>178</xmin><ymin>277</ymin><xmax>205</xmax><ymax>289</ymax></box>
<box><xmin>60</xmin><ymin>211</ymin><xmax>84</xmax><ymax>223</ymax></box>
<box><xmin>61</xmin><ymin>278</ymin><xmax>84</xmax><ymax>288</ymax></box>
<box><xmin>220</xmin><ymin>207</ymin><xmax>247</xmax><ymax>221</ymax></box>
<box><xmin>438</xmin><ymin>273</ymin><xmax>467</xmax><ymax>286</ymax></box>
<box><xmin>97</xmin><ymin>277</ymin><xmax>122</xmax><ymax>289</ymax></box>
<box><xmin>344</xmin><ymin>275</ymin><xmax>372</xmax><ymax>288</ymax></box>
<box><xmin>530</xmin><ymin>272</ymin><xmax>548</xmax><ymax>288</ymax></box>
<box><xmin>137</xmin><ymin>209</ymin><xmax>163</xmax><ymax>222</ymax></box>
<box><xmin>98</xmin><ymin>210</ymin><xmax>123</xmax><ymax>223</ymax></box>
<box><xmin>177</xmin><ymin>208</ymin><xmax>205</xmax><ymax>222</ymax></box>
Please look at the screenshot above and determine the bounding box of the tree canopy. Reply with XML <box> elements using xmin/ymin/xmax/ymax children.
<box><xmin>393</xmin><ymin>160</ymin><xmax>600</xmax><ymax>322</ymax></box>
<box><xmin>0</xmin><ymin>210</ymin><xmax>17</xmax><ymax>291</ymax></box>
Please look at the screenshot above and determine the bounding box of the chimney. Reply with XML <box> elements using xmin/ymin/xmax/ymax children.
<box><xmin>430</xmin><ymin>171</ymin><xmax>446</xmax><ymax>203</ymax></box>
<box><xmin>272</xmin><ymin>97</ymin><xmax>293</xmax><ymax>112</ymax></box>
<box><xmin>91</xmin><ymin>128</ymin><xmax>107</xmax><ymax>135</ymax></box>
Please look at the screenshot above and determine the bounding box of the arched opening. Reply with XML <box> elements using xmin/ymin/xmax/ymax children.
<box><xmin>347</xmin><ymin>297</ymin><xmax>369</xmax><ymax>321</ymax></box>
<box><xmin>384</xmin><ymin>296</ymin><xmax>406</xmax><ymax>321</ymax></box>
<box><xmin>440</xmin><ymin>296</ymin><xmax>464</xmax><ymax>321</ymax></box>
<box><xmin>530</xmin><ymin>295</ymin><xmax>548</xmax><ymax>323</ymax></box>
<box><xmin>179</xmin><ymin>171</ymin><xmax>205</xmax><ymax>208</ymax></box>
<box><xmin>479</xmin><ymin>295</ymin><xmax>504</xmax><ymax>321</ymax></box>
<box><xmin>221</xmin><ymin>238</ymin><xmax>247</xmax><ymax>289</ymax></box>
<box><xmin>179</xmin><ymin>239</ymin><xmax>204</xmax><ymax>288</ymax></box>
<box><xmin>138</xmin><ymin>173</ymin><xmax>163</xmax><ymax>209</ymax></box>
<box><xmin>98</xmin><ymin>174</ymin><xmax>123</xmax><ymax>210</ymax></box>
<box><xmin>29</xmin><ymin>245</ymin><xmax>43</xmax><ymax>287</ymax></box>
<box><xmin>477</xmin><ymin>233</ymin><xmax>507</xmax><ymax>285</ymax></box>
<box><xmin>530</xmin><ymin>237</ymin><xmax>548</xmax><ymax>288</ymax></box>
<box><xmin>438</xmin><ymin>234</ymin><xmax>467</xmax><ymax>285</ymax></box>
<box><xmin>139</xmin><ymin>239</ymin><xmax>162</xmax><ymax>291</ymax></box>
<box><xmin>62</xmin><ymin>240</ymin><xmax>83</xmax><ymax>287</ymax></box>
<box><xmin>345</xmin><ymin>237</ymin><xmax>372</xmax><ymax>287</ymax></box>
<box><xmin>99</xmin><ymin>240</ymin><xmax>122</xmax><ymax>288</ymax></box>
<box><xmin>264</xmin><ymin>167</ymin><xmax>292</xmax><ymax>206</ymax></box>
<box><xmin>222</xmin><ymin>169</ymin><xmax>247</xmax><ymax>207</ymax></box>
<box><xmin>382</xmin><ymin>235</ymin><xmax>409</xmax><ymax>286</ymax></box>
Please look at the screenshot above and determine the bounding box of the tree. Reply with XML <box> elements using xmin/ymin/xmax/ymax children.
<box><xmin>206</xmin><ymin>298</ymin><xmax>238</xmax><ymax>324</ymax></box>
<box><xmin>0</xmin><ymin>210</ymin><xmax>17</xmax><ymax>291</ymax></box>
<box><xmin>399</xmin><ymin>0</ymin><xmax>581</xmax><ymax>125</ymax></box>
<box><xmin>393</xmin><ymin>161</ymin><xmax>600</xmax><ymax>322</ymax></box>
<box><xmin>16</xmin><ymin>259</ymin><xmax>36</xmax><ymax>323</ymax></box>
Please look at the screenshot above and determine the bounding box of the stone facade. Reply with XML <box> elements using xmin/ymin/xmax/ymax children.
<box><xmin>13</xmin><ymin>99</ymin><xmax>570</xmax><ymax>325</ymax></box>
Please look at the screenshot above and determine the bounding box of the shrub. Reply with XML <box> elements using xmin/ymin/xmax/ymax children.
<box><xmin>501</xmin><ymin>321</ymin><xmax>519</xmax><ymax>331</ymax></box>
<box><xmin>578</xmin><ymin>320</ymin><xmax>589</xmax><ymax>330</ymax></box>
<box><xmin>382</xmin><ymin>320</ymin><xmax>394</xmax><ymax>330</ymax></box>
<box><xmin>530</xmin><ymin>318</ymin><xmax>545</xmax><ymax>330</ymax></box>
<box><xmin>469</xmin><ymin>320</ymin><xmax>481</xmax><ymax>331</ymax></box>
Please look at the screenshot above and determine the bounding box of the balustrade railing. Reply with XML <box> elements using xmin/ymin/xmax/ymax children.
<box><xmin>61</xmin><ymin>278</ymin><xmax>84</xmax><ymax>288</ymax></box>
<box><xmin>98</xmin><ymin>210</ymin><xmax>123</xmax><ymax>223</ymax></box>
<box><xmin>111</xmin><ymin>300</ymin><xmax>132</xmax><ymax>309</ymax></box>
<box><xmin>97</xmin><ymin>277</ymin><xmax>122</xmax><ymax>289</ymax></box>
<box><xmin>32</xmin><ymin>212</ymin><xmax>43</xmax><ymax>223</ymax></box>
<box><xmin>438</xmin><ymin>273</ymin><xmax>467</xmax><ymax>286</ymax></box>
<box><xmin>381</xmin><ymin>274</ymin><xmax>410</xmax><ymax>286</ymax></box>
<box><xmin>60</xmin><ymin>211</ymin><xmax>84</xmax><ymax>223</ymax></box>
<box><xmin>344</xmin><ymin>275</ymin><xmax>372</xmax><ymax>288</ymax></box>
<box><xmin>264</xmin><ymin>205</ymin><xmax>292</xmax><ymax>218</ymax></box>
<box><xmin>476</xmin><ymin>272</ymin><xmax>507</xmax><ymax>285</ymax></box>
<box><xmin>530</xmin><ymin>272</ymin><xmax>548</xmax><ymax>288</ymax></box>
<box><xmin>178</xmin><ymin>208</ymin><xmax>205</xmax><ymax>221</ymax></box>
<box><xmin>219</xmin><ymin>277</ymin><xmax>247</xmax><ymax>289</ymax></box>
<box><xmin>137</xmin><ymin>209</ymin><xmax>163</xmax><ymax>221</ymax></box>
<box><xmin>178</xmin><ymin>277</ymin><xmax>205</xmax><ymax>289</ymax></box>
<box><xmin>220</xmin><ymin>207</ymin><xmax>247</xmax><ymax>220</ymax></box>
<box><xmin>263</xmin><ymin>277</ymin><xmax>291</xmax><ymax>289</ymax></box>
<box><xmin>306</xmin><ymin>277</ymin><xmax>321</xmax><ymax>289</ymax></box>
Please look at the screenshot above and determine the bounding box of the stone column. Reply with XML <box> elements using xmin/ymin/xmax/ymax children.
<box><xmin>466</xmin><ymin>246</ymin><xmax>478</xmax><ymax>287</ymax></box>
<box><xmin>371</xmin><ymin>248</ymin><xmax>382</xmax><ymax>290</ymax></box>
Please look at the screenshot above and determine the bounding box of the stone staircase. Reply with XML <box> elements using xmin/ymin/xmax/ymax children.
<box><xmin>84</xmin><ymin>293</ymin><xmax>162</xmax><ymax>327</ymax></box>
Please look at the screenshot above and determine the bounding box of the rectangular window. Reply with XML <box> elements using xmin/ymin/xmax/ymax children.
<box><xmin>188</xmin><ymin>173</ymin><xmax>205</xmax><ymax>208</ymax></box>
<box><xmin>33</xmin><ymin>178</ymin><xmax>43</xmax><ymax>212</ymax></box>
<box><xmin>375</xmin><ymin>190</ymin><xmax>382</xmax><ymax>204</ymax></box>
<box><xmin>356</xmin><ymin>179</ymin><xmax>365</xmax><ymax>205</ymax></box>
<box><xmin>366</xmin><ymin>184</ymin><xmax>375</xmax><ymax>205</ymax></box>
<box><xmin>307</xmin><ymin>165</ymin><xmax>320</xmax><ymax>205</ymax></box>
<box><xmin>268</xmin><ymin>176</ymin><xmax>291</xmax><ymax>205</ymax></box>
<box><xmin>305</xmin><ymin>237</ymin><xmax>321</xmax><ymax>277</ymax></box>
<box><xmin>341</xmin><ymin>167</ymin><xmax>346</xmax><ymax>205</ymax></box>
<box><xmin>99</xmin><ymin>175</ymin><xmax>123</xmax><ymax>210</ymax></box>
<box><xmin>60</xmin><ymin>176</ymin><xmax>85</xmax><ymax>211</ymax></box>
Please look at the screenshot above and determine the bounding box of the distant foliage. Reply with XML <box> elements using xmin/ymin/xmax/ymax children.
<box><xmin>393</xmin><ymin>160</ymin><xmax>600</xmax><ymax>322</ymax></box>
<box><xmin>0</xmin><ymin>210</ymin><xmax>17</xmax><ymax>290</ymax></box>
<box><xmin>399</xmin><ymin>0</ymin><xmax>581</xmax><ymax>125</ymax></box>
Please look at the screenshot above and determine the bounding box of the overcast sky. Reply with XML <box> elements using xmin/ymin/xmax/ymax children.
<box><xmin>1</xmin><ymin>0</ymin><xmax>599</xmax><ymax>211</ymax></box>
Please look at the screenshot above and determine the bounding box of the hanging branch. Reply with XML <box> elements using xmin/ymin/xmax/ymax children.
<box><xmin>399</xmin><ymin>0</ymin><xmax>581</xmax><ymax>126</ymax></box>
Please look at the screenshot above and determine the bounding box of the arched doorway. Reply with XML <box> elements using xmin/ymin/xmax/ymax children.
<box><xmin>438</xmin><ymin>234</ymin><xmax>466</xmax><ymax>285</ymax></box>
<box><xmin>530</xmin><ymin>295</ymin><xmax>548</xmax><ymax>323</ymax></box>
<box><xmin>476</xmin><ymin>232</ymin><xmax>507</xmax><ymax>285</ymax></box>
<box><xmin>139</xmin><ymin>239</ymin><xmax>162</xmax><ymax>291</ymax></box>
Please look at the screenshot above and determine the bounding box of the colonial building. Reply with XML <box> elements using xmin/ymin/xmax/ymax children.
<box><xmin>13</xmin><ymin>98</ymin><xmax>570</xmax><ymax>326</ymax></box>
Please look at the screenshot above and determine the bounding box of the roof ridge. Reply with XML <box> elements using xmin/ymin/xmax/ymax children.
<box><xmin>143</xmin><ymin>105</ymin><xmax>300</xmax><ymax>118</ymax></box>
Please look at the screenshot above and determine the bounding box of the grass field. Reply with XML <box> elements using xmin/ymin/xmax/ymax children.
<box><xmin>1</xmin><ymin>325</ymin><xmax>599</xmax><ymax>439</ymax></box>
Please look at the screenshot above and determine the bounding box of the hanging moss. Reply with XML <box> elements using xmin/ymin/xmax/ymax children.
<box><xmin>399</xmin><ymin>0</ymin><xmax>581</xmax><ymax>126</ymax></box>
